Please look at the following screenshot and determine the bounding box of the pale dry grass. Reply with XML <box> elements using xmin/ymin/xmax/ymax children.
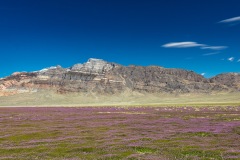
<box><xmin>0</xmin><ymin>90</ymin><xmax>239</xmax><ymax>107</ymax></box>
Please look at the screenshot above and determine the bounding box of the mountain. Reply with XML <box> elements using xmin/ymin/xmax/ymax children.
<box><xmin>0</xmin><ymin>58</ymin><xmax>239</xmax><ymax>97</ymax></box>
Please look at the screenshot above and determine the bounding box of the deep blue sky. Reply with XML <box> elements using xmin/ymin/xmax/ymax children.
<box><xmin>0</xmin><ymin>0</ymin><xmax>239</xmax><ymax>78</ymax></box>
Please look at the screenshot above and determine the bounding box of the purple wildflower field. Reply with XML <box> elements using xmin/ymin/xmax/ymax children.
<box><xmin>0</xmin><ymin>106</ymin><xmax>239</xmax><ymax>160</ymax></box>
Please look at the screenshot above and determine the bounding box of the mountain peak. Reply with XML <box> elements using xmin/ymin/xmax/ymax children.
<box><xmin>87</xmin><ymin>58</ymin><xmax>105</xmax><ymax>62</ymax></box>
<box><xmin>70</xmin><ymin>58</ymin><xmax>117</xmax><ymax>73</ymax></box>
<box><xmin>0</xmin><ymin>58</ymin><xmax>239</xmax><ymax>96</ymax></box>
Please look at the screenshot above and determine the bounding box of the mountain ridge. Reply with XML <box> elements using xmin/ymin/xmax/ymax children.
<box><xmin>0</xmin><ymin>58</ymin><xmax>239</xmax><ymax>97</ymax></box>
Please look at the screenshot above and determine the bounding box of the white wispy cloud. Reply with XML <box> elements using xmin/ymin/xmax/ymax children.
<box><xmin>219</xmin><ymin>16</ymin><xmax>240</xmax><ymax>23</ymax></box>
<box><xmin>162</xmin><ymin>41</ymin><xmax>227</xmax><ymax>50</ymax></box>
<box><xmin>228</xmin><ymin>57</ymin><xmax>234</xmax><ymax>62</ymax></box>
<box><xmin>201</xmin><ymin>46</ymin><xmax>228</xmax><ymax>50</ymax></box>
<box><xmin>202</xmin><ymin>52</ymin><xmax>220</xmax><ymax>56</ymax></box>
<box><xmin>201</xmin><ymin>73</ymin><xmax>206</xmax><ymax>76</ymax></box>
<box><xmin>162</xmin><ymin>42</ymin><xmax>205</xmax><ymax>48</ymax></box>
<box><xmin>237</xmin><ymin>59</ymin><xmax>240</xmax><ymax>62</ymax></box>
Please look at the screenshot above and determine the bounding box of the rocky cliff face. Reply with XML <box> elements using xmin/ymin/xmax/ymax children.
<box><xmin>0</xmin><ymin>58</ymin><xmax>239</xmax><ymax>96</ymax></box>
<box><xmin>210</xmin><ymin>73</ymin><xmax>240</xmax><ymax>90</ymax></box>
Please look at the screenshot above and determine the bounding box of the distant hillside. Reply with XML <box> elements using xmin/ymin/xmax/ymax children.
<box><xmin>0</xmin><ymin>58</ymin><xmax>239</xmax><ymax>97</ymax></box>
